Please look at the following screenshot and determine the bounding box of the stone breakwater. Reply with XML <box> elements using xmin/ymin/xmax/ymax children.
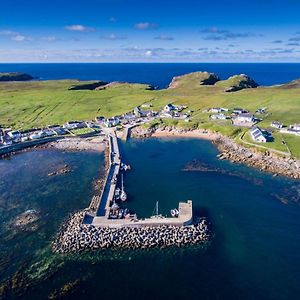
<box><xmin>52</xmin><ymin>212</ymin><xmax>210</xmax><ymax>254</ymax></box>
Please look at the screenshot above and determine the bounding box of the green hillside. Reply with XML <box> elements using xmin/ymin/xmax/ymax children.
<box><xmin>0</xmin><ymin>72</ymin><xmax>299</xmax><ymax>157</ymax></box>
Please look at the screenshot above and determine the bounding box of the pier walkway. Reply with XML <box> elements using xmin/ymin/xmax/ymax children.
<box><xmin>92</xmin><ymin>200</ymin><xmax>193</xmax><ymax>228</ymax></box>
<box><xmin>121</xmin><ymin>124</ymin><xmax>137</xmax><ymax>141</ymax></box>
<box><xmin>94</xmin><ymin>131</ymin><xmax>121</xmax><ymax>217</ymax></box>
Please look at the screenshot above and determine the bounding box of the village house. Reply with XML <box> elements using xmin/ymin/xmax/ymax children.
<box><xmin>134</xmin><ymin>106</ymin><xmax>143</xmax><ymax>118</ymax></box>
<box><xmin>63</xmin><ymin>121</ymin><xmax>86</xmax><ymax>130</ymax></box>
<box><xmin>210</xmin><ymin>107</ymin><xmax>229</xmax><ymax>113</ymax></box>
<box><xmin>29</xmin><ymin>131</ymin><xmax>44</xmax><ymax>140</ymax></box>
<box><xmin>182</xmin><ymin>113</ymin><xmax>190</xmax><ymax>119</ymax></box>
<box><xmin>104</xmin><ymin>117</ymin><xmax>120</xmax><ymax>127</ymax></box>
<box><xmin>160</xmin><ymin>111</ymin><xmax>174</xmax><ymax>118</ymax></box>
<box><xmin>233</xmin><ymin>108</ymin><xmax>249</xmax><ymax>115</ymax></box>
<box><xmin>256</xmin><ymin>108</ymin><xmax>267</xmax><ymax>114</ymax></box>
<box><xmin>175</xmin><ymin>105</ymin><xmax>187</xmax><ymax>112</ymax></box>
<box><xmin>271</xmin><ymin>121</ymin><xmax>283</xmax><ymax>129</ymax></box>
<box><xmin>289</xmin><ymin>124</ymin><xmax>300</xmax><ymax>132</ymax></box>
<box><xmin>48</xmin><ymin>125</ymin><xmax>67</xmax><ymax>135</ymax></box>
<box><xmin>164</xmin><ymin>103</ymin><xmax>176</xmax><ymax>112</ymax></box>
<box><xmin>141</xmin><ymin>103</ymin><xmax>152</xmax><ymax>108</ymax></box>
<box><xmin>233</xmin><ymin>113</ymin><xmax>255</xmax><ymax>126</ymax></box>
<box><xmin>210</xmin><ymin>113</ymin><xmax>227</xmax><ymax>120</ymax></box>
<box><xmin>7</xmin><ymin>130</ymin><xmax>22</xmax><ymax>142</ymax></box>
<box><xmin>95</xmin><ymin>116</ymin><xmax>106</xmax><ymax>124</ymax></box>
<box><xmin>250</xmin><ymin>126</ymin><xmax>267</xmax><ymax>143</ymax></box>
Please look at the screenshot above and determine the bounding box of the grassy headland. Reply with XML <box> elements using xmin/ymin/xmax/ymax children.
<box><xmin>0</xmin><ymin>71</ymin><xmax>299</xmax><ymax>157</ymax></box>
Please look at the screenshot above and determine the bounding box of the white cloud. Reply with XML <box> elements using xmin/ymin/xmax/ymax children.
<box><xmin>0</xmin><ymin>30</ymin><xmax>19</xmax><ymax>36</ymax></box>
<box><xmin>0</xmin><ymin>29</ymin><xmax>32</xmax><ymax>42</ymax></box>
<box><xmin>64</xmin><ymin>25</ymin><xmax>95</xmax><ymax>32</ymax></box>
<box><xmin>11</xmin><ymin>35</ymin><xmax>32</xmax><ymax>42</ymax></box>
<box><xmin>154</xmin><ymin>35</ymin><xmax>174</xmax><ymax>41</ymax></box>
<box><xmin>134</xmin><ymin>22</ymin><xmax>158</xmax><ymax>30</ymax></box>
<box><xmin>41</xmin><ymin>36</ymin><xmax>57</xmax><ymax>42</ymax></box>
<box><xmin>101</xmin><ymin>34</ymin><xmax>127</xmax><ymax>40</ymax></box>
<box><xmin>145</xmin><ymin>50</ymin><xmax>153</xmax><ymax>56</ymax></box>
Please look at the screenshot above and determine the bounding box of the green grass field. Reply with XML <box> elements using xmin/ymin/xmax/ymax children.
<box><xmin>0</xmin><ymin>72</ymin><xmax>299</xmax><ymax>157</ymax></box>
<box><xmin>70</xmin><ymin>127</ymin><xmax>95</xmax><ymax>136</ymax></box>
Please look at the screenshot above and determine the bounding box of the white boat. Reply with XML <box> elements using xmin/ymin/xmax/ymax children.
<box><xmin>151</xmin><ymin>201</ymin><xmax>164</xmax><ymax>219</ymax></box>
<box><xmin>170</xmin><ymin>208</ymin><xmax>179</xmax><ymax>218</ymax></box>
<box><xmin>120</xmin><ymin>173</ymin><xmax>127</xmax><ymax>202</ymax></box>
<box><xmin>115</xmin><ymin>187</ymin><xmax>121</xmax><ymax>198</ymax></box>
<box><xmin>121</xmin><ymin>163</ymin><xmax>131</xmax><ymax>171</ymax></box>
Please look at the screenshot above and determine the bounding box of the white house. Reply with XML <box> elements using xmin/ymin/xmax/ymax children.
<box><xmin>64</xmin><ymin>121</ymin><xmax>86</xmax><ymax>130</ymax></box>
<box><xmin>7</xmin><ymin>130</ymin><xmax>22</xmax><ymax>142</ymax></box>
<box><xmin>134</xmin><ymin>106</ymin><xmax>142</xmax><ymax>117</ymax></box>
<box><xmin>29</xmin><ymin>131</ymin><xmax>44</xmax><ymax>140</ymax></box>
<box><xmin>104</xmin><ymin>117</ymin><xmax>120</xmax><ymax>127</ymax></box>
<box><xmin>289</xmin><ymin>124</ymin><xmax>300</xmax><ymax>132</ymax></box>
<box><xmin>235</xmin><ymin>113</ymin><xmax>255</xmax><ymax>123</ymax></box>
<box><xmin>210</xmin><ymin>113</ymin><xmax>227</xmax><ymax>120</ymax></box>
<box><xmin>233</xmin><ymin>108</ymin><xmax>248</xmax><ymax>114</ymax></box>
<box><xmin>271</xmin><ymin>121</ymin><xmax>283</xmax><ymax>129</ymax></box>
<box><xmin>164</xmin><ymin>103</ymin><xmax>176</xmax><ymax>112</ymax></box>
<box><xmin>250</xmin><ymin>127</ymin><xmax>267</xmax><ymax>143</ymax></box>
<box><xmin>141</xmin><ymin>103</ymin><xmax>152</xmax><ymax>108</ymax></box>
<box><xmin>210</xmin><ymin>107</ymin><xmax>228</xmax><ymax>113</ymax></box>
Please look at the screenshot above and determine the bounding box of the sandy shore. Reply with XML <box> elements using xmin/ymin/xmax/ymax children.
<box><xmin>152</xmin><ymin>128</ymin><xmax>220</xmax><ymax>140</ymax></box>
<box><xmin>44</xmin><ymin>136</ymin><xmax>107</xmax><ymax>152</ymax></box>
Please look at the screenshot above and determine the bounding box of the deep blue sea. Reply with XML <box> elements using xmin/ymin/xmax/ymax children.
<box><xmin>1</xmin><ymin>63</ymin><xmax>300</xmax><ymax>87</ymax></box>
<box><xmin>1</xmin><ymin>139</ymin><xmax>300</xmax><ymax>299</ymax></box>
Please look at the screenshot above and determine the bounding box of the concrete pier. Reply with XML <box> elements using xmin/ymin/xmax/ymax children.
<box><xmin>92</xmin><ymin>200</ymin><xmax>193</xmax><ymax>228</ymax></box>
<box><xmin>121</xmin><ymin>124</ymin><xmax>136</xmax><ymax>141</ymax></box>
<box><xmin>94</xmin><ymin>133</ymin><xmax>121</xmax><ymax>217</ymax></box>
<box><xmin>84</xmin><ymin>127</ymin><xmax>195</xmax><ymax>228</ymax></box>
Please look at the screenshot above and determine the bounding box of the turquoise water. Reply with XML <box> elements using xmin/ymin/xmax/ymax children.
<box><xmin>1</xmin><ymin>139</ymin><xmax>300</xmax><ymax>299</ymax></box>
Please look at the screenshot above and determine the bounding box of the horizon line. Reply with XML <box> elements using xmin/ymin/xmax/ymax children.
<box><xmin>1</xmin><ymin>61</ymin><xmax>300</xmax><ymax>64</ymax></box>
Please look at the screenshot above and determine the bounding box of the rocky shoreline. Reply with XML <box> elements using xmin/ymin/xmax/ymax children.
<box><xmin>131</xmin><ymin>126</ymin><xmax>300</xmax><ymax>180</ymax></box>
<box><xmin>52</xmin><ymin>212</ymin><xmax>210</xmax><ymax>253</ymax></box>
<box><xmin>214</xmin><ymin>137</ymin><xmax>300</xmax><ymax>179</ymax></box>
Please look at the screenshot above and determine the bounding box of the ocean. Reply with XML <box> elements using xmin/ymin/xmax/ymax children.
<box><xmin>1</xmin><ymin>138</ymin><xmax>300</xmax><ymax>299</ymax></box>
<box><xmin>1</xmin><ymin>63</ymin><xmax>300</xmax><ymax>87</ymax></box>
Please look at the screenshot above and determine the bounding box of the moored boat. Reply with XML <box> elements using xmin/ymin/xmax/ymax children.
<box><xmin>170</xmin><ymin>208</ymin><xmax>179</xmax><ymax>218</ymax></box>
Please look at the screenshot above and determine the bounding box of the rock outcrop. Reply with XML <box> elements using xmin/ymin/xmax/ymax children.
<box><xmin>0</xmin><ymin>72</ymin><xmax>33</xmax><ymax>81</ymax></box>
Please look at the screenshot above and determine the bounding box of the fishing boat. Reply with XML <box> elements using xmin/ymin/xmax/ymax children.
<box><xmin>120</xmin><ymin>173</ymin><xmax>127</xmax><ymax>202</ymax></box>
<box><xmin>170</xmin><ymin>208</ymin><xmax>179</xmax><ymax>218</ymax></box>
<box><xmin>115</xmin><ymin>187</ymin><xmax>121</xmax><ymax>199</ymax></box>
<box><xmin>121</xmin><ymin>163</ymin><xmax>131</xmax><ymax>172</ymax></box>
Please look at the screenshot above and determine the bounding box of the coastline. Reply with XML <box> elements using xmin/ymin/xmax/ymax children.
<box><xmin>42</xmin><ymin>136</ymin><xmax>107</xmax><ymax>152</ymax></box>
<box><xmin>131</xmin><ymin>126</ymin><xmax>300</xmax><ymax>180</ymax></box>
<box><xmin>151</xmin><ymin>128</ymin><xmax>220</xmax><ymax>140</ymax></box>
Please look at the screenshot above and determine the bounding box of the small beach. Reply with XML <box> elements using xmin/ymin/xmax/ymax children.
<box><xmin>41</xmin><ymin>136</ymin><xmax>107</xmax><ymax>152</ymax></box>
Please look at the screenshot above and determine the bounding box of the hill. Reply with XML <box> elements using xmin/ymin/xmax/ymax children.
<box><xmin>215</xmin><ymin>74</ymin><xmax>258</xmax><ymax>92</ymax></box>
<box><xmin>0</xmin><ymin>72</ymin><xmax>33</xmax><ymax>82</ymax></box>
<box><xmin>168</xmin><ymin>71</ymin><xmax>220</xmax><ymax>89</ymax></box>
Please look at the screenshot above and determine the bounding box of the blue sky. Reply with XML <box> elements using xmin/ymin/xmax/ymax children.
<box><xmin>0</xmin><ymin>0</ymin><xmax>300</xmax><ymax>62</ymax></box>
